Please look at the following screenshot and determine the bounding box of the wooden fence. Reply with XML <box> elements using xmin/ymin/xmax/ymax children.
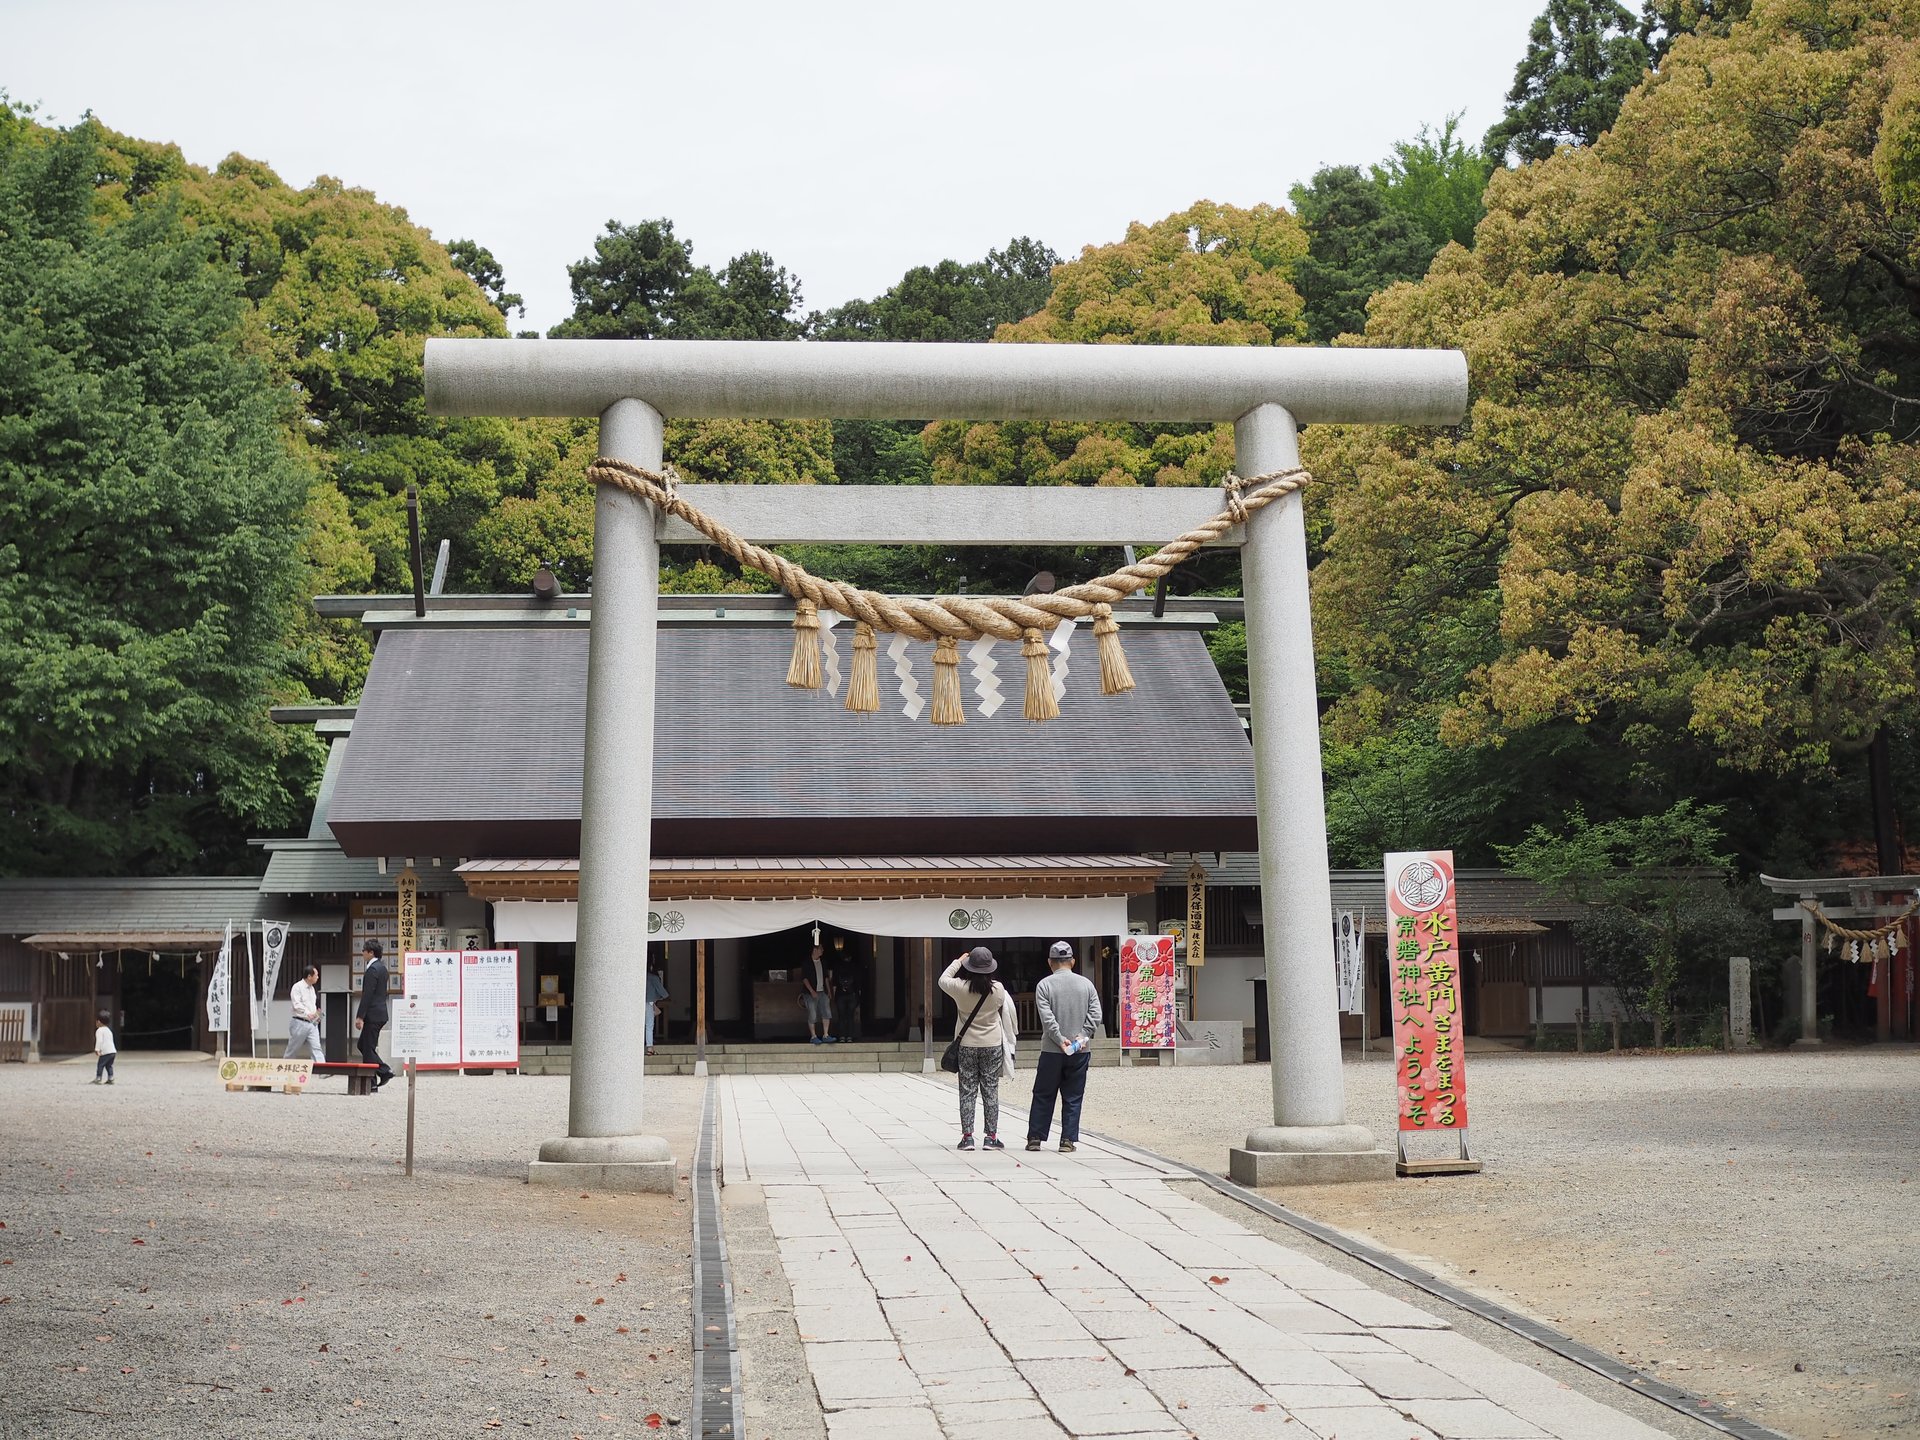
<box><xmin>0</xmin><ymin>1011</ymin><xmax>26</xmax><ymax>1062</ymax></box>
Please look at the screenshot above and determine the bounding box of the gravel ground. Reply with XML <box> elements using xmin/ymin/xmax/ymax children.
<box><xmin>0</xmin><ymin>1057</ymin><xmax>704</xmax><ymax>1439</ymax></box>
<box><xmin>982</xmin><ymin>1047</ymin><xmax>1920</xmax><ymax>1440</ymax></box>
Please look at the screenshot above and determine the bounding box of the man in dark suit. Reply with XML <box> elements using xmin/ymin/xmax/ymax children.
<box><xmin>354</xmin><ymin>941</ymin><xmax>395</xmax><ymax>1090</ymax></box>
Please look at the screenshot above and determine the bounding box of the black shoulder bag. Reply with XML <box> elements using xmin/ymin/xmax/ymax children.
<box><xmin>941</xmin><ymin>987</ymin><xmax>993</xmax><ymax>1073</ymax></box>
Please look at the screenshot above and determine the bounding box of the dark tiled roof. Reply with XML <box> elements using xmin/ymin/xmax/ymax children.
<box><xmin>259</xmin><ymin>842</ymin><xmax>464</xmax><ymax>896</ymax></box>
<box><xmin>328</xmin><ymin>626</ymin><xmax>1255</xmax><ymax>858</ymax></box>
<box><xmin>0</xmin><ymin>877</ymin><xmax>341</xmax><ymax>939</ymax></box>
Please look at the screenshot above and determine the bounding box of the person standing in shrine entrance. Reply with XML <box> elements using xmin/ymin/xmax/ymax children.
<box><xmin>830</xmin><ymin>940</ymin><xmax>862</xmax><ymax>1043</ymax></box>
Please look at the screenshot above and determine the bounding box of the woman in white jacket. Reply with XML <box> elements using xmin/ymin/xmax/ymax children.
<box><xmin>939</xmin><ymin>946</ymin><xmax>1017</xmax><ymax>1150</ymax></box>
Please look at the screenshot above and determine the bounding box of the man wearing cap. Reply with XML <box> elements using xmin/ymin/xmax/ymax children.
<box><xmin>1027</xmin><ymin>941</ymin><xmax>1102</xmax><ymax>1153</ymax></box>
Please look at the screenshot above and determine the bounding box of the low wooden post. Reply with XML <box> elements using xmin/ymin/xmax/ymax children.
<box><xmin>1575</xmin><ymin>1007</ymin><xmax>1586</xmax><ymax>1053</ymax></box>
<box><xmin>1611</xmin><ymin>1016</ymin><xmax>1621</xmax><ymax>1052</ymax></box>
<box><xmin>403</xmin><ymin>1059</ymin><xmax>417</xmax><ymax>1178</ymax></box>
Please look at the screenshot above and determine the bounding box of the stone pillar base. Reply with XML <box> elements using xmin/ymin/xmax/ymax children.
<box><xmin>530</xmin><ymin>1135</ymin><xmax>676</xmax><ymax>1194</ymax></box>
<box><xmin>1230</xmin><ymin>1123</ymin><xmax>1394</xmax><ymax>1186</ymax></box>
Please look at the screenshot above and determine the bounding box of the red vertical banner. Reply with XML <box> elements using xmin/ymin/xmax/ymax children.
<box><xmin>1119</xmin><ymin>935</ymin><xmax>1177</xmax><ymax>1049</ymax></box>
<box><xmin>1384</xmin><ymin>851</ymin><xmax>1469</xmax><ymax>1133</ymax></box>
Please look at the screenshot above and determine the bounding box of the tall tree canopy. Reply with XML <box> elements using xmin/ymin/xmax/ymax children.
<box><xmin>1370</xmin><ymin>117</ymin><xmax>1497</xmax><ymax>251</ymax></box>
<box><xmin>548</xmin><ymin>218</ymin><xmax>832</xmax><ymax>509</ymax></box>
<box><xmin>1484</xmin><ymin>0</ymin><xmax>1651</xmax><ymax>163</ymax></box>
<box><xmin>811</xmin><ymin>237</ymin><xmax>1060</xmax><ymax>488</ymax></box>
<box><xmin>1312</xmin><ymin>0</ymin><xmax>1920</xmax><ymax>870</ymax></box>
<box><xmin>1289</xmin><ymin>167</ymin><xmax>1436</xmax><ymax>342</ymax></box>
<box><xmin>810</xmin><ymin>238</ymin><xmax>1059</xmax><ymax>344</ymax></box>
<box><xmin>924</xmin><ymin>202</ymin><xmax>1308</xmax><ymax>491</ymax></box>
<box><xmin>0</xmin><ymin>116</ymin><xmax>318</xmax><ymax>875</ymax></box>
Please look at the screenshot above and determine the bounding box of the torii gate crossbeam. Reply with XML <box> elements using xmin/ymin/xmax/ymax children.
<box><xmin>426</xmin><ymin>338</ymin><xmax>1468</xmax><ymax>1191</ymax></box>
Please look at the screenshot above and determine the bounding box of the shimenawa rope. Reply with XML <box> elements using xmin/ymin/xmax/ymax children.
<box><xmin>1800</xmin><ymin>896</ymin><xmax>1918</xmax><ymax>963</ymax></box>
<box><xmin>586</xmin><ymin>460</ymin><xmax>1310</xmax><ymax>723</ymax></box>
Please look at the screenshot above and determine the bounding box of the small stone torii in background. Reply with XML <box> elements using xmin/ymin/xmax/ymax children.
<box><xmin>425</xmin><ymin>337</ymin><xmax>1468</xmax><ymax>1190</ymax></box>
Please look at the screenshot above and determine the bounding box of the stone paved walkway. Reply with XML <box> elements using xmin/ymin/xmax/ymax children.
<box><xmin>721</xmin><ymin>1074</ymin><xmax>1680</xmax><ymax>1440</ymax></box>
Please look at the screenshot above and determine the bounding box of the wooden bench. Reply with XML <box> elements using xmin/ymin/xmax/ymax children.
<box><xmin>311</xmin><ymin>1061</ymin><xmax>383</xmax><ymax>1095</ymax></box>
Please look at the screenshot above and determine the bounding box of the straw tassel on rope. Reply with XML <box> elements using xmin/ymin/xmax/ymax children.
<box><xmin>846</xmin><ymin>621</ymin><xmax>880</xmax><ymax>713</ymax></box>
<box><xmin>787</xmin><ymin>598</ymin><xmax>821</xmax><ymax>690</ymax></box>
<box><xmin>1021</xmin><ymin>628</ymin><xmax>1060</xmax><ymax>722</ymax></box>
<box><xmin>1092</xmin><ymin>602</ymin><xmax>1133</xmax><ymax>696</ymax></box>
<box><xmin>931</xmin><ymin>635</ymin><xmax>965</xmax><ymax>725</ymax></box>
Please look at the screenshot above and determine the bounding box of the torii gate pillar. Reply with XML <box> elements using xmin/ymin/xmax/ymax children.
<box><xmin>528</xmin><ymin>398</ymin><xmax>675</xmax><ymax>1193</ymax></box>
<box><xmin>1232</xmin><ymin>404</ymin><xmax>1392</xmax><ymax>1183</ymax></box>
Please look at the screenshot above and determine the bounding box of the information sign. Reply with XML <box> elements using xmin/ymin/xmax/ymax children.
<box><xmin>460</xmin><ymin>949</ymin><xmax>520</xmax><ymax>1067</ymax></box>
<box><xmin>390</xmin><ymin>997</ymin><xmax>431</xmax><ymax>1061</ymax></box>
<box><xmin>1119</xmin><ymin>935</ymin><xmax>1177</xmax><ymax>1049</ymax></box>
<box><xmin>219</xmin><ymin>1056</ymin><xmax>311</xmax><ymax>1091</ymax></box>
<box><xmin>1384</xmin><ymin>851</ymin><xmax>1471</xmax><ymax>1137</ymax></box>
<box><xmin>403</xmin><ymin>950</ymin><xmax>465</xmax><ymax>1069</ymax></box>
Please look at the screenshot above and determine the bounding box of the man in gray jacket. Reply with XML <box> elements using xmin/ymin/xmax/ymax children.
<box><xmin>1026</xmin><ymin>941</ymin><xmax>1103</xmax><ymax>1152</ymax></box>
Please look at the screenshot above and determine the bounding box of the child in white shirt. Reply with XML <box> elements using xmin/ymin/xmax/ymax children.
<box><xmin>93</xmin><ymin>1012</ymin><xmax>116</xmax><ymax>1085</ymax></box>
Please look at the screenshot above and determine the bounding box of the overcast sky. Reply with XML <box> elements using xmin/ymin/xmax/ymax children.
<box><xmin>9</xmin><ymin>0</ymin><xmax>1543</xmax><ymax>334</ymax></box>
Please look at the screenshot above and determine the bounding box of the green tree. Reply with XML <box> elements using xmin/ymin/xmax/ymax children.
<box><xmin>0</xmin><ymin>118</ymin><xmax>319</xmax><ymax>876</ymax></box>
<box><xmin>1484</xmin><ymin>0</ymin><xmax>1650</xmax><ymax>163</ymax></box>
<box><xmin>1310</xmin><ymin>0</ymin><xmax>1920</xmax><ymax>883</ymax></box>
<box><xmin>446</xmin><ymin>237</ymin><xmax>523</xmax><ymax>319</ymax></box>
<box><xmin>1637</xmin><ymin>0</ymin><xmax>1753</xmax><ymax>64</ymax></box>
<box><xmin>1288</xmin><ymin>166</ymin><xmax>1435</xmax><ymax>342</ymax></box>
<box><xmin>549</xmin><ymin>218</ymin><xmax>696</xmax><ymax>340</ymax></box>
<box><xmin>549</xmin><ymin>219</ymin><xmax>832</xmax><ymax>512</ymax></box>
<box><xmin>1370</xmin><ymin>116</ymin><xmax>1496</xmax><ymax>251</ymax></box>
<box><xmin>551</xmin><ymin>219</ymin><xmax>806</xmax><ymax>341</ymax></box>
<box><xmin>809</xmin><ymin>238</ymin><xmax>1058</xmax><ymax>343</ymax></box>
<box><xmin>1497</xmin><ymin>801</ymin><xmax>1757</xmax><ymax>1034</ymax></box>
<box><xmin>925</xmin><ymin>202</ymin><xmax>1307</xmax><ymax>490</ymax></box>
<box><xmin>811</xmin><ymin>237</ymin><xmax>1059</xmax><ymax>487</ymax></box>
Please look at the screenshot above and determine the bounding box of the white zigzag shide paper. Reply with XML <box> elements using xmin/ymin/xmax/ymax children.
<box><xmin>969</xmin><ymin>635</ymin><xmax>1003</xmax><ymax>718</ymax></box>
<box><xmin>888</xmin><ymin>633</ymin><xmax>924</xmax><ymax>720</ymax></box>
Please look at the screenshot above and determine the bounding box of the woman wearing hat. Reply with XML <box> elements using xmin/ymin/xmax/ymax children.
<box><xmin>939</xmin><ymin>946</ymin><xmax>1017</xmax><ymax>1150</ymax></box>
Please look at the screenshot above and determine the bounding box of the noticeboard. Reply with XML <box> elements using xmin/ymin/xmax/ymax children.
<box><xmin>402</xmin><ymin>948</ymin><xmax>520</xmax><ymax>1071</ymax></box>
<box><xmin>459</xmin><ymin>950</ymin><xmax>520</xmax><ymax>1067</ymax></box>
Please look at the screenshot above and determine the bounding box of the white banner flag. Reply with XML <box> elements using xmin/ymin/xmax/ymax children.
<box><xmin>1335</xmin><ymin>912</ymin><xmax>1360</xmax><ymax>1013</ymax></box>
<box><xmin>257</xmin><ymin>920</ymin><xmax>290</xmax><ymax>1032</ymax></box>
<box><xmin>207</xmin><ymin>922</ymin><xmax>232</xmax><ymax>1034</ymax></box>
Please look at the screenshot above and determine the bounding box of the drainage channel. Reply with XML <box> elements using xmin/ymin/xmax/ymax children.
<box><xmin>690</xmin><ymin>1078</ymin><xmax>743</xmax><ymax>1439</ymax></box>
<box><xmin>1086</xmin><ymin>1126</ymin><xmax>1794</xmax><ymax>1440</ymax></box>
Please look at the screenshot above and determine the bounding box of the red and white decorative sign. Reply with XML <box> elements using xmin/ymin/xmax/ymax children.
<box><xmin>460</xmin><ymin>949</ymin><xmax>520</xmax><ymax>1067</ymax></box>
<box><xmin>402</xmin><ymin>951</ymin><xmax>466</xmax><ymax>1068</ymax></box>
<box><xmin>403</xmin><ymin>948</ymin><xmax>520</xmax><ymax>1070</ymax></box>
<box><xmin>1384</xmin><ymin>851</ymin><xmax>1469</xmax><ymax>1132</ymax></box>
<box><xmin>1120</xmin><ymin>935</ymin><xmax>1177</xmax><ymax>1049</ymax></box>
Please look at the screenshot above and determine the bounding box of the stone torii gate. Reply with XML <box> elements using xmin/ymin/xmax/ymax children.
<box><xmin>426</xmin><ymin>339</ymin><xmax>1467</xmax><ymax>1190</ymax></box>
